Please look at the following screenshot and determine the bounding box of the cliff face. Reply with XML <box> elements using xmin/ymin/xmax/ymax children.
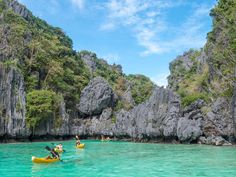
<box><xmin>167</xmin><ymin>0</ymin><xmax>236</xmax><ymax>144</ymax></box>
<box><xmin>0</xmin><ymin>65</ymin><xmax>28</xmax><ymax>139</ymax></box>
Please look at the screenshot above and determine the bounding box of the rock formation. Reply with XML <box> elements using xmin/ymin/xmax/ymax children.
<box><xmin>78</xmin><ymin>77</ymin><xmax>117</xmax><ymax>116</ymax></box>
<box><xmin>0</xmin><ymin>65</ymin><xmax>29</xmax><ymax>139</ymax></box>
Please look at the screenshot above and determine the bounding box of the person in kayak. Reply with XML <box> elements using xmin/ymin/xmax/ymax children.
<box><xmin>75</xmin><ymin>135</ymin><xmax>81</xmax><ymax>146</ymax></box>
<box><xmin>56</xmin><ymin>143</ymin><xmax>63</xmax><ymax>151</ymax></box>
<box><xmin>46</xmin><ymin>148</ymin><xmax>60</xmax><ymax>159</ymax></box>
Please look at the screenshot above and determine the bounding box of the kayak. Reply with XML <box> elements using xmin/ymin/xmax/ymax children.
<box><xmin>101</xmin><ymin>139</ymin><xmax>110</xmax><ymax>142</ymax></box>
<box><xmin>54</xmin><ymin>148</ymin><xmax>63</xmax><ymax>153</ymax></box>
<box><xmin>76</xmin><ymin>143</ymin><xmax>85</xmax><ymax>148</ymax></box>
<box><xmin>32</xmin><ymin>156</ymin><xmax>60</xmax><ymax>163</ymax></box>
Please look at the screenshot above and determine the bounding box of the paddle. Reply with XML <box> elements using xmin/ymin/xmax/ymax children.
<box><xmin>45</xmin><ymin>146</ymin><xmax>51</xmax><ymax>152</ymax></box>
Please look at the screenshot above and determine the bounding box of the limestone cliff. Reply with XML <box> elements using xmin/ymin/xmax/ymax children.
<box><xmin>0</xmin><ymin>64</ymin><xmax>28</xmax><ymax>139</ymax></box>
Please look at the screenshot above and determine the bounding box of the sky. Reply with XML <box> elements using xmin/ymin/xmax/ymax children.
<box><xmin>18</xmin><ymin>0</ymin><xmax>217</xmax><ymax>87</ymax></box>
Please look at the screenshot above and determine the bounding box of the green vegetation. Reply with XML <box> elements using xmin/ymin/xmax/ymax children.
<box><xmin>206</xmin><ymin>0</ymin><xmax>236</xmax><ymax>96</ymax></box>
<box><xmin>126</xmin><ymin>74</ymin><xmax>154</xmax><ymax>104</ymax></box>
<box><xmin>26</xmin><ymin>90</ymin><xmax>62</xmax><ymax>130</ymax></box>
<box><xmin>182</xmin><ymin>94</ymin><xmax>208</xmax><ymax>107</ymax></box>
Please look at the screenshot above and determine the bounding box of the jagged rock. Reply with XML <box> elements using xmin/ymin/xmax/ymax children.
<box><xmin>203</xmin><ymin>97</ymin><xmax>234</xmax><ymax>137</ymax></box>
<box><xmin>0</xmin><ymin>65</ymin><xmax>29</xmax><ymax>138</ymax></box>
<box><xmin>168</xmin><ymin>50</ymin><xmax>205</xmax><ymax>90</ymax></box>
<box><xmin>206</xmin><ymin>135</ymin><xmax>229</xmax><ymax>146</ymax></box>
<box><xmin>112</xmin><ymin>64</ymin><xmax>123</xmax><ymax>74</ymax></box>
<box><xmin>177</xmin><ymin>117</ymin><xmax>202</xmax><ymax>142</ymax></box>
<box><xmin>78</xmin><ymin>77</ymin><xmax>116</xmax><ymax>116</ymax></box>
<box><xmin>162</xmin><ymin>99</ymin><xmax>180</xmax><ymax>137</ymax></box>
<box><xmin>198</xmin><ymin>135</ymin><xmax>231</xmax><ymax>146</ymax></box>
<box><xmin>113</xmin><ymin>109</ymin><xmax>135</xmax><ymax>137</ymax></box>
<box><xmin>176</xmin><ymin>100</ymin><xmax>204</xmax><ymax>142</ymax></box>
<box><xmin>121</xmin><ymin>83</ymin><xmax>135</xmax><ymax>107</ymax></box>
<box><xmin>114</xmin><ymin>86</ymin><xmax>181</xmax><ymax>139</ymax></box>
<box><xmin>4</xmin><ymin>0</ymin><xmax>31</xmax><ymax>19</ymax></box>
<box><xmin>69</xmin><ymin>108</ymin><xmax>114</xmax><ymax>136</ymax></box>
<box><xmin>80</xmin><ymin>52</ymin><xmax>97</xmax><ymax>73</ymax></box>
<box><xmin>88</xmin><ymin>108</ymin><xmax>113</xmax><ymax>135</ymax></box>
<box><xmin>183</xmin><ymin>99</ymin><xmax>205</xmax><ymax>114</ymax></box>
<box><xmin>198</xmin><ymin>136</ymin><xmax>207</xmax><ymax>144</ymax></box>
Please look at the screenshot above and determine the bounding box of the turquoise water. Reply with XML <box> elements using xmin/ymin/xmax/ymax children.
<box><xmin>0</xmin><ymin>140</ymin><xmax>236</xmax><ymax>177</ymax></box>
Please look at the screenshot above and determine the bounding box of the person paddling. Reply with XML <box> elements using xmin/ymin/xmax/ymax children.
<box><xmin>45</xmin><ymin>146</ymin><xmax>60</xmax><ymax>159</ymax></box>
<box><xmin>56</xmin><ymin>143</ymin><xmax>63</xmax><ymax>151</ymax></box>
<box><xmin>75</xmin><ymin>135</ymin><xmax>81</xmax><ymax>146</ymax></box>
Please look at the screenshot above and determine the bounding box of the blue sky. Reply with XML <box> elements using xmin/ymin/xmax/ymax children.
<box><xmin>18</xmin><ymin>0</ymin><xmax>217</xmax><ymax>86</ymax></box>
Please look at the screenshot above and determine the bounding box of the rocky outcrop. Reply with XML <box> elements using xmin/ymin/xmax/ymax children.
<box><xmin>111</xmin><ymin>64</ymin><xmax>122</xmax><ymax>74</ymax></box>
<box><xmin>113</xmin><ymin>86</ymin><xmax>181</xmax><ymax>140</ymax></box>
<box><xmin>203</xmin><ymin>97</ymin><xmax>234</xmax><ymax>137</ymax></box>
<box><xmin>78</xmin><ymin>77</ymin><xmax>117</xmax><ymax>116</ymax></box>
<box><xmin>198</xmin><ymin>135</ymin><xmax>232</xmax><ymax>146</ymax></box>
<box><xmin>3</xmin><ymin>0</ymin><xmax>31</xmax><ymax>19</ymax></box>
<box><xmin>0</xmin><ymin>65</ymin><xmax>29</xmax><ymax>138</ymax></box>
<box><xmin>120</xmin><ymin>83</ymin><xmax>135</xmax><ymax>107</ymax></box>
<box><xmin>80</xmin><ymin>52</ymin><xmax>97</xmax><ymax>73</ymax></box>
<box><xmin>70</xmin><ymin>108</ymin><xmax>114</xmax><ymax>136</ymax></box>
<box><xmin>168</xmin><ymin>49</ymin><xmax>207</xmax><ymax>91</ymax></box>
<box><xmin>177</xmin><ymin>118</ymin><xmax>202</xmax><ymax>142</ymax></box>
<box><xmin>176</xmin><ymin>100</ymin><xmax>204</xmax><ymax>142</ymax></box>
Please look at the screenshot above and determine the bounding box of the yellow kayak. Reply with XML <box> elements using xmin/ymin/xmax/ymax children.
<box><xmin>32</xmin><ymin>156</ymin><xmax>60</xmax><ymax>163</ymax></box>
<box><xmin>54</xmin><ymin>148</ymin><xmax>63</xmax><ymax>153</ymax></box>
<box><xmin>76</xmin><ymin>143</ymin><xmax>85</xmax><ymax>148</ymax></box>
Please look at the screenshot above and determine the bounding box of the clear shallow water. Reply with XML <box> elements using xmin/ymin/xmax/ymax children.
<box><xmin>0</xmin><ymin>140</ymin><xmax>236</xmax><ymax>177</ymax></box>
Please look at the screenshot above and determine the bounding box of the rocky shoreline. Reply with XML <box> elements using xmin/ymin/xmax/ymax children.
<box><xmin>1</xmin><ymin>134</ymin><xmax>234</xmax><ymax>147</ymax></box>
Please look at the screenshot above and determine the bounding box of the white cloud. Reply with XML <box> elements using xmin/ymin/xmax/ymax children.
<box><xmin>101</xmin><ymin>0</ymin><xmax>213</xmax><ymax>56</ymax></box>
<box><xmin>151</xmin><ymin>73</ymin><xmax>169</xmax><ymax>87</ymax></box>
<box><xmin>71</xmin><ymin>0</ymin><xmax>84</xmax><ymax>10</ymax></box>
<box><xmin>100</xmin><ymin>23</ymin><xmax>115</xmax><ymax>31</ymax></box>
